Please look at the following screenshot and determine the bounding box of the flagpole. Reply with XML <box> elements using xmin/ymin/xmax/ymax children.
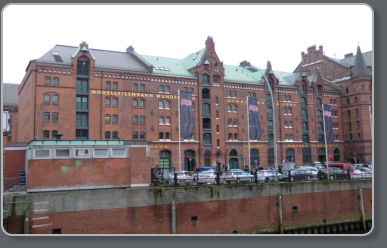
<box><xmin>369</xmin><ymin>106</ymin><xmax>372</xmax><ymax>138</ymax></box>
<box><xmin>178</xmin><ymin>90</ymin><xmax>181</xmax><ymax>172</ymax></box>
<box><xmin>322</xmin><ymin>104</ymin><xmax>329</xmax><ymax>179</ymax></box>
<box><xmin>247</xmin><ymin>96</ymin><xmax>251</xmax><ymax>174</ymax></box>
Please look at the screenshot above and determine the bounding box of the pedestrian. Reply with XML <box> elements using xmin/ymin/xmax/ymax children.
<box><xmin>278</xmin><ymin>165</ymin><xmax>283</xmax><ymax>174</ymax></box>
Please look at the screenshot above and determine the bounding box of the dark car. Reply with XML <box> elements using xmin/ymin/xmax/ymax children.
<box><xmin>318</xmin><ymin>168</ymin><xmax>349</xmax><ymax>180</ymax></box>
<box><xmin>279</xmin><ymin>169</ymin><xmax>314</xmax><ymax>181</ymax></box>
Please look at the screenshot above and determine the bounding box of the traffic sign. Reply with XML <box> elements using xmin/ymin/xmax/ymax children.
<box><xmin>284</xmin><ymin>159</ymin><xmax>288</xmax><ymax>164</ymax></box>
<box><xmin>255</xmin><ymin>160</ymin><xmax>257</xmax><ymax>164</ymax></box>
<box><xmin>189</xmin><ymin>158</ymin><xmax>192</xmax><ymax>162</ymax></box>
<box><xmin>213</xmin><ymin>162</ymin><xmax>216</xmax><ymax>167</ymax></box>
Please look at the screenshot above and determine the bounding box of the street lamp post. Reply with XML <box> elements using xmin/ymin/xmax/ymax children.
<box><xmin>257</xmin><ymin>68</ymin><xmax>278</xmax><ymax>181</ymax></box>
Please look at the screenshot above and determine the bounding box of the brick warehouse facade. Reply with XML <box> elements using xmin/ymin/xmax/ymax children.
<box><xmin>15</xmin><ymin>37</ymin><xmax>372</xmax><ymax>171</ymax></box>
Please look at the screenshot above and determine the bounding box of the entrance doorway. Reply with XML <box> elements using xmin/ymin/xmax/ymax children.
<box><xmin>184</xmin><ymin>150</ymin><xmax>195</xmax><ymax>171</ymax></box>
<box><xmin>229</xmin><ymin>158</ymin><xmax>239</xmax><ymax>169</ymax></box>
<box><xmin>318</xmin><ymin>148</ymin><xmax>326</xmax><ymax>163</ymax></box>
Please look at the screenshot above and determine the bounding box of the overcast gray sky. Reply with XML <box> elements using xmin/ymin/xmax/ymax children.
<box><xmin>2</xmin><ymin>4</ymin><xmax>372</xmax><ymax>84</ymax></box>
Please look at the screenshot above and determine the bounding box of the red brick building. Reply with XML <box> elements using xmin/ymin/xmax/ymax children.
<box><xmin>16</xmin><ymin>37</ymin><xmax>372</xmax><ymax>170</ymax></box>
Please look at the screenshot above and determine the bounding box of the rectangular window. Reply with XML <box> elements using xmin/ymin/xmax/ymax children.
<box><xmin>233</xmin><ymin>105</ymin><xmax>237</xmax><ymax>112</ymax></box>
<box><xmin>140</xmin><ymin>132</ymin><xmax>145</xmax><ymax>140</ymax></box>
<box><xmin>44</xmin><ymin>112</ymin><xmax>50</xmax><ymax>122</ymax></box>
<box><xmin>216</xmin><ymin>110</ymin><xmax>219</xmax><ymax>118</ymax></box>
<box><xmin>113</xmin><ymin>115</ymin><xmax>118</xmax><ymax>124</ymax></box>
<box><xmin>76</xmin><ymin>96</ymin><xmax>88</xmax><ymax>109</ymax></box>
<box><xmin>139</xmin><ymin>100</ymin><xmax>144</xmax><ymax>108</ymax></box>
<box><xmin>165</xmin><ymin>101</ymin><xmax>170</xmax><ymax>109</ymax></box>
<box><xmin>75</xmin><ymin>148</ymin><xmax>90</xmax><ymax>158</ymax></box>
<box><xmin>76</xmin><ymin>113</ymin><xmax>88</xmax><ymax>126</ymax></box>
<box><xmin>217</xmin><ymin>125</ymin><xmax>219</xmax><ymax>132</ymax></box>
<box><xmin>76</xmin><ymin>130</ymin><xmax>88</xmax><ymax>140</ymax></box>
<box><xmin>52</xmin><ymin>113</ymin><xmax>58</xmax><ymax>122</ymax></box>
<box><xmin>189</xmin><ymin>88</ymin><xmax>193</xmax><ymax>93</ymax></box>
<box><xmin>132</xmin><ymin>99</ymin><xmax>138</xmax><ymax>108</ymax></box>
<box><xmin>105</xmin><ymin>115</ymin><xmax>111</xmax><ymax>123</ymax></box>
<box><xmin>77</xmin><ymin>61</ymin><xmax>89</xmax><ymax>76</ymax></box>
<box><xmin>290</xmin><ymin>134</ymin><xmax>293</xmax><ymax>140</ymax></box>
<box><xmin>215</xmin><ymin>97</ymin><xmax>218</xmax><ymax>104</ymax></box>
<box><xmin>43</xmin><ymin>130</ymin><xmax>50</xmax><ymax>139</ymax></box>
<box><xmin>165</xmin><ymin>117</ymin><xmax>170</xmax><ymax>125</ymax></box>
<box><xmin>76</xmin><ymin>79</ymin><xmax>88</xmax><ymax>92</ymax></box>
<box><xmin>140</xmin><ymin>84</ymin><xmax>145</xmax><ymax>92</ymax></box>
<box><xmin>52</xmin><ymin>95</ymin><xmax>58</xmax><ymax>104</ymax></box>
<box><xmin>159</xmin><ymin>101</ymin><xmax>164</xmax><ymax>109</ymax></box>
<box><xmin>45</xmin><ymin>77</ymin><xmax>51</xmax><ymax>85</ymax></box>
<box><xmin>94</xmin><ymin>148</ymin><xmax>109</xmax><ymax>158</ymax></box>
<box><xmin>44</xmin><ymin>95</ymin><xmax>50</xmax><ymax>103</ymax></box>
<box><xmin>228</xmin><ymin>105</ymin><xmax>231</xmax><ymax>112</ymax></box>
<box><xmin>34</xmin><ymin>149</ymin><xmax>51</xmax><ymax>159</ymax></box>
<box><xmin>112</xmin><ymin>99</ymin><xmax>118</xmax><ymax>107</ymax></box>
<box><xmin>53</xmin><ymin>77</ymin><xmax>59</xmax><ymax>86</ymax></box>
<box><xmin>159</xmin><ymin>132</ymin><xmax>164</xmax><ymax>140</ymax></box>
<box><xmin>233</xmin><ymin>91</ymin><xmax>236</xmax><ymax>98</ymax></box>
<box><xmin>227</xmin><ymin>91</ymin><xmax>231</xmax><ymax>97</ymax></box>
<box><xmin>133</xmin><ymin>84</ymin><xmax>138</xmax><ymax>91</ymax></box>
<box><xmin>133</xmin><ymin>132</ymin><xmax>138</xmax><ymax>139</ymax></box>
<box><xmin>132</xmin><ymin>116</ymin><xmax>138</xmax><ymax>124</ymax></box>
<box><xmin>112</xmin><ymin>148</ymin><xmax>126</xmax><ymax>157</ymax></box>
<box><xmin>159</xmin><ymin>85</ymin><xmax>164</xmax><ymax>93</ymax></box>
<box><xmin>166</xmin><ymin>132</ymin><xmax>170</xmax><ymax>140</ymax></box>
<box><xmin>113</xmin><ymin>82</ymin><xmax>118</xmax><ymax>90</ymax></box>
<box><xmin>112</xmin><ymin>132</ymin><xmax>118</xmax><ymax>139</ymax></box>
<box><xmin>55</xmin><ymin>149</ymin><xmax>70</xmax><ymax>158</ymax></box>
<box><xmin>217</xmin><ymin>139</ymin><xmax>220</xmax><ymax>147</ymax></box>
<box><xmin>234</xmin><ymin>133</ymin><xmax>238</xmax><ymax>140</ymax></box>
<box><xmin>140</xmin><ymin>116</ymin><xmax>145</xmax><ymax>124</ymax></box>
<box><xmin>165</xmin><ymin>86</ymin><xmax>170</xmax><ymax>93</ymax></box>
<box><xmin>105</xmin><ymin>98</ymin><xmax>111</xmax><ymax>106</ymax></box>
<box><xmin>285</xmin><ymin>134</ymin><xmax>288</xmax><ymax>140</ymax></box>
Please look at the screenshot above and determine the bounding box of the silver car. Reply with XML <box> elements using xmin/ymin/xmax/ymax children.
<box><xmin>351</xmin><ymin>169</ymin><xmax>372</xmax><ymax>179</ymax></box>
<box><xmin>164</xmin><ymin>171</ymin><xmax>195</xmax><ymax>185</ymax></box>
<box><xmin>193</xmin><ymin>171</ymin><xmax>220</xmax><ymax>184</ymax></box>
<box><xmin>223</xmin><ymin>171</ymin><xmax>251</xmax><ymax>183</ymax></box>
<box><xmin>257</xmin><ymin>170</ymin><xmax>282</xmax><ymax>182</ymax></box>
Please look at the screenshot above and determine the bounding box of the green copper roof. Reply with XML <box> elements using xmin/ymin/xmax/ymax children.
<box><xmin>204</xmin><ymin>60</ymin><xmax>209</xmax><ymax>65</ymax></box>
<box><xmin>181</xmin><ymin>48</ymin><xmax>207</xmax><ymax>69</ymax></box>
<box><xmin>29</xmin><ymin>140</ymin><xmax>124</xmax><ymax>146</ymax></box>
<box><xmin>223</xmin><ymin>65</ymin><xmax>265</xmax><ymax>84</ymax></box>
<box><xmin>141</xmin><ymin>55</ymin><xmax>196</xmax><ymax>78</ymax></box>
<box><xmin>71</xmin><ymin>42</ymin><xmax>96</xmax><ymax>60</ymax></box>
<box><xmin>81</xmin><ymin>46</ymin><xmax>88</xmax><ymax>52</ymax></box>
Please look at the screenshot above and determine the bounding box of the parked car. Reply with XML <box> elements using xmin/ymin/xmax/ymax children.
<box><xmin>318</xmin><ymin>168</ymin><xmax>349</xmax><ymax>180</ymax></box>
<box><xmin>164</xmin><ymin>171</ymin><xmax>195</xmax><ymax>185</ymax></box>
<box><xmin>328</xmin><ymin>163</ymin><xmax>354</xmax><ymax>173</ymax></box>
<box><xmin>256</xmin><ymin>170</ymin><xmax>282</xmax><ymax>182</ymax></box>
<box><xmin>193</xmin><ymin>171</ymin><xmax>222</xmax><ymax>184</ymax></box>
<box><xmin>357</xmin><ymin>167</ymin><xmax>372</xmax><ymax>174</ymax></box>
<box><xmin>227</xmin><ymin>169</ymin><xmax>244</xmax><ymax>172</ymax></box>
<box><xmin>279</xmin><ymin>169</ymin><xmax>314</xmax><ymax>181</ymax></box>
<box><xmin>223</xmin><ymin>171</ymin><xmax>251</xmax><ymax>183</ymax></box>
<box><xmin>294</xmin><ymin>166</ymin><xmax>320</xmax><ymax>178</ymax></box>
<box><xmin>351</xmin><ymin>169</ymin><xmax>372</xmax><ymax>179</ymax></box>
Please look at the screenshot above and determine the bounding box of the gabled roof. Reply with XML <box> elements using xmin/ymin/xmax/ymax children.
<box><xmin>181</xmin><ymin>48</ymin><xmax>207</xmax><ymax>70</ymax></box>
<box><xmin>323</xmin><ymin>84</ymin><xmax>341</xmax><ymax>93</ymax></box>
<box><xmin>3</xmin><ymin>83</ymin><xmax>19</xmax><ymax>106</ymax></box>
<box><xmin>351</xmin><ymin>46</ymin><xmax>372</xmax><ymax>78</ymax></box>
<box><xmin>341</xmin><ymin>50</ymin><xmax>372</xmax><ymax>67</ymax></box>
<box><xmin>36</xmin><ymin>45</ymin><xmax>151</xmax><ymax>73</ymax></box>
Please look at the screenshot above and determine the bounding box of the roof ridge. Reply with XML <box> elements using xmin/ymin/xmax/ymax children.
<box><xmin>141</xmin><ymin>54</ymin><xmax>183</xmax><ymax>61</ymax></box>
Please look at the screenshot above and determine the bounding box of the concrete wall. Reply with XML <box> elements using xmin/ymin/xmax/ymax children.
<box><xmin>4</xmin><ymin>179</ymin><xmax>372</xmax><ymax>234</ymax></box>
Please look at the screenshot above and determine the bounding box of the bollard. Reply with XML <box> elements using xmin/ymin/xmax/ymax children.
<box><xmin>359</xmin><ymin>187</ymin><xmax>366</xmax><ymax>230</ymax></box>
<box><xmin>151</xmin><ymin>168</ymin><xmax>154</xmax><ymax>183</ymax></box>
<box><xmin>288</xmin><ymin>171</ymin><xmax>291</xmax><ymax>182</ymax></box>
<box><xmin>216</xmin><ymin>172</ymin><xmax>220</xmax><ymax>185</ymax></box>
<box><xmin>171</xmin><ymin>201</ymin><xmax>176</xmax><ymax>234</ymax></box>
<box><xmin>277</xmin><ymin>193</ymin><xmax>283</xmax><ymax>234</ymax></box>
<box><xmin>347</xmin><ymin>169</ymin><xmax>350</xmax><ymax>180</ymax></box>
<box><xmin>24</xmin><ymin>210</ymin><xmax>29</xmax><ymax>234</ymax></box>
<box><xmin>255</xmin><ymin>170</ymin><xmax>258</xmax><ymax>184</ymax></box>
<box><xmin>174</xmin><ymin>168</ymin><xmax>177</xmax><ymax>187</ymax></box>
<box><xmin>318</xmin><ymin>170</ymin><xmax>322</xmax><ymax>180</ymax></box>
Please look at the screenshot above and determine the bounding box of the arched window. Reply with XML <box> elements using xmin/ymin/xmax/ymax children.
<box><xmin>160</xmin><ymin>150</ymin><xmax>171</xmax><ymax>169</ymax></box>
<box><xmin>139</xmin><ymin>99</ymin><xmax>144</xmax><ymax>108</ymax></box>
<box><xmin>202</xmin><ymin>88</ymin><xmax>210</xmax><ymax>99</ymax></box>
<box><xmin>268</xmin><ymin>133</ymin><xmax>274</xmax><ymax>144</ymax></box>
<box><xmin>52</xmin><ymin>95</ymin><xmax>59</xmax><ymax>104</ymax></box>
<box><xmin>53</xmin><ymin>77</ymin><xmax>59</xmax><ymax>86</ymax></box>
<box><xmin>356</xmin><ymin>109</ymin><xmax>359</xmax><ymax>117</ymax></box>
<box><xmin>333</xmin><ymin>148</ymin><xmax>341</xmax><ymax>161</ymax></box>
<box><xmin>113</xmin><ymin>115</ymin><xmax>118</xmax><ymax>124</ymax></box>
<box><xmin>361</xmin><ymin>85</ymin><xmax>365</xmax><ymax>91</ymax></box>
<box><xmin>335</xmin><ymin>123</ymin><xmax>339</xmax><ymax>129</ymax></box>
<box><xmin>113</xmin><ymin>82</ymin><xmax>118</xmax><ymax>90</ymax></box>
<box><xmin>355</xmin><ymin>97</ymin><xmax>358</xmax><ymax>103</ymax></box>
<box><xmin>318</xmin><ymin>122</ymin><xmax>323</xmax><ymax>131</ymax></box>
<box><xmin>105</xmin><ymin>131</ymin><xmax>111</xmax><ymax>140</ymax></box>
<box><xmin>140</xmin><ymin>115</ymin><xmax>145</xmax><ymax>124</ymax></box>
<box><xmin>44</xmin><ymin>112</ymin><xmax>50</xmax><ymax>122</ymax></box>
<box><xmin>43</xmin><ymin>130</ymin><xmax>50</xmax><ymax>139</ymax></box>
<box><xmin>165</xmin><ymin>116</ymin><xmax>170</xmax><ymax>125</ymax></box>
<box><xmin>288</xmin><ymin>96</ymin><xmax>291</xmax><ymax>102</ymax></box>
<box><xmin>283</xmin><ymin>95</ymin><xmax>287</xmax><ymax>101</ymax></box>
<box><xmin>140</xmin><ymin>84</ymin><xmax>145</xmax><ymax>91</ymax></box>
<box><xmin>316</xmin><ymin>98</ymin><xmax>322</xmax><ymax>107</ymax></box>
<box><xmin>159</xmin><ymin>116</ymin><xmax>164</xmax><ymax>125</ymax></box>
<box><xmin>268</xmin><ymin>120</ymin><xmax>273</xmax><ymax>131</ymax></box>
<box><xmin>250</xmin><ymin>149</ymin><xmax>259</xmax><ymax>166</ymax></box>
<box><xmin>302</xmin><ymin>148</ymin><xmax>311</xmax><ymax>164</ymax></box>
<box><xmin>316</xmin><ymin>86</ymin><xmax>321</xmax><ymax>96</ymax></box>
<box><xmin>139</xmin><ymin>132</ymin><xmax>145</xmax><ymax>140</ymax></box>
<box><xmin>203</xmin><ymin>133</ymin><xmax>211</xmax><ymax>144</ymax></box>
<box><xmin>159</xmin><ymin>101</ymin><xmax>164</xmax><ymax>109</ymax></box>
<box><xmin>105</xmin><ymin>114</ymin><xmax>111</xmax><ymax>123</ymax></box>
<box><xmin>268</xmin><ymin>148</ymin><xmax>274</xmax><ymax>165</ymax></box>
<box><xmin>105</xmin><ymin>98</ymin><xmax>111</xmax><ymax>107</ymax></box>
<box><xmin>204</xmin><ymin>151</ymin><xmax>211</xmax><ymax>167</ymax></box>
<box><xmin>302</xmin><ymin>109</ymin><xmax>307</xmax><ymax>119</ymax></box>
<box><xmin>284</xmin><ymin>108</ymin><xmax>287</xmax><ymax>115</ymax></box>
<box><xmin>302</xmin><ymin>134</ymin><xmax>309</xmax><ymax>144</ymax></box>
<box><xmin>302</xmin><ymin>122</ymin><xmax>308</xmax><ymax>131</ymax></box>
<box><xmin>267</xmin><ymin>107</ymin><xmax>273</xmax><ymax>117</ymax></box>
<box><xmin>288</xmin><ymin>108</ymin><xmax>292</xmax><ymax>115</ymax></box>
<box><xmin>52</xmin><ymin>130</ymin><xmax>58</xmax><ymax>139</ymax></box>
<box><xmin>133</xmin><ymin>131</ymin><xmax>138</xmax><ymax>139</ymax></box>
<box><xmin>318</xmin><ymin>134</ymin><xmax>324</xmax><ymax>144</ymax></box>
<box><xmin>286</xmin><ymin>148</ymin><xmax>295</xmax><ymax>162</ymax></box>
<box><xmin>228</xmin><ymin>119</ymin><xmax>232</xmax><ymax>126</ymax></box>
<box><xmin>317</xmin><ymin>110</ymin><xmax>322</xmax><ymax>119</ymax></box>
<box><xmin>229</xmin><ymin>149</ymin><xmax>238</xmax><ymax>156</ymax></box>
<box><xmin>203</xmin><ymin>103</ymin><xmax>211</xmax><ymax>114</ymax></box>
<box><xmin>105</xmin><ymin>81</ymin><xmax>111</xmax><ymax>89</ymax></box>
<box><xmin>159</xmin><ymin>85</ymin><xmax>164</xmax><ymax>93</ymax></box>
<box><xmin>132</xmin><ymin>115</ymin><xmax>138</xmax><ymax>124</ymax></box>
<box><xmin>233</xmin><ymin>119</ymin><xmax>237</xmax><ymax>126</ymax></box>
<box><xmin>202</xmin><ymin>74</ymin><xmax>210</xmax><ymax>85</ymax></box>
<box><xmin>44</xmin><ymin>94</ymin><xmax>50</xmax><ymax>103</ymax></box>
<box><xmin>112</xmin><ymin>131</ymin><xmax>118</xmax><ymax>139</ymax></box>
<box><xmin>132</xmin><ymin>99</ymin><xmax>138</xmax><ymax>108</ymax></box>
<box><xmin>330</xmin><ymin>99</ymin><xmax>333</xmax><ymax>104</ymax></box>
<box><xmin>165</xmin><ymin>85</ymin><xmax>170</xmax><ymax>93</ymax></box>
<box><xmin>133</xmin><ymin>83</ymin><xmax>138</xmax><ymax>91</ymax></box>
<box><xmin>301</xmin><ymin>84</ymin><xmax>306</xmax><ymax>94</ymax></box>
<box><xmin>45</xmin><ymin>77</ymin><xmax>51</xmax><ymax>85</ymax></box>
<box><xmin>165</xmin><ymin>101</ymin><xmax>170</xmax><ymax>109</ymax></box>
<box><xmin>334</xmin><ymin>99</ymin><xmax>337</xmax><ymax>105</ymax></box>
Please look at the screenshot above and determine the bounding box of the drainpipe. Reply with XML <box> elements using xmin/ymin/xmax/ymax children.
<box><xmin>100</xmin><ymin>71</ymin><xmax>103</xmax><ymax>140</ymax></box>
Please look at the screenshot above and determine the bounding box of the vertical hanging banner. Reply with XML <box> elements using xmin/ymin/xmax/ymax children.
<box><xmin>248</xmin><ymin>98</ymin><xmax>261</xmax><ymax>140</ymax></box>
<box><xmin>180</xmin><ymin>91</ymin><xmax>195</xmax><ymax>139</ymax></box>
<box><xmin>323</xmin><ymin>104</ymin><xmax>334</xmax><ymax>142</ymax></box>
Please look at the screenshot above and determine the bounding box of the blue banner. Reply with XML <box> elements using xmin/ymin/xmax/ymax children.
<box><xmin>248</xmin><ymin>98</ymin><xmax>261</xmax><ymax>140</ymax></box>
<box><xmin>180</xmin><ymin>91</ymin><xmax>195</xmax><ymax>139</ymax></box>
<box><xmin>323</xmin><ymin>104</ymin><xmax>334</xmax><ymax>142</ymax></box>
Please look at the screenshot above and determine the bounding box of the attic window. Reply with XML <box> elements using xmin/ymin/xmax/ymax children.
<box><xmin>155</xmin><ymin>67</ymin><xmax>170</xmax><ymax>71</ymax></box>
<box><xmin>193</xmin><ymin>53</ymin><xmax>198</xmax><ymax>60</ymax></box>
<box><xmin>52</xmin><ymin>52</ymin><xmax>63</xmax><ymax>62</ymax></box>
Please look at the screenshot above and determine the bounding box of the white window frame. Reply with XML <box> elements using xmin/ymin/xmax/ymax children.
<box><xmin>73</xmin><ymin>148</ymin><xmax>91</xmax><ymax>159</ymax></box>
<box><xmin>165</xmin><ymin>116</ymin><xmax>170</xmax><ymax>125</ymax></box>
<box><xmin>33</xmin><ymin>148</ymin><xmax>52</xmax><ymax>159</ymax></box>
<box><xmin>93</xmin><ymin>148</ymin><xmax>109</xmax><ymax>158</ymax></box>
<box><xmin>289</xmin><ymin>121</ymin><xmax>293</xmax><ymax>128</ymax></box>
<box><xmin>110</xmin><ymin>147</ymin><xmax>127</xmax><ymax>158</ymax></box>
<box><xmin>159</xmin><ymin>101</ymin><xmax>164</xmax><ymax>109</ymax></box>
<box><xmin>159</xmin><ymin>116</ymin><xmax>164</xmax><ymax>125</ymax></box>
<box><xmin>54</xmin><ymin>148</ymin><xmax>71</xmax><ymax>159</ymax></box>
<box><xmin>165</xmin><ymin>101</ymin><xmax>170</xmax><ymax>110</ymax></box>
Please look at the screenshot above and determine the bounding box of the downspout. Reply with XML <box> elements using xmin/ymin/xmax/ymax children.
<box><xmin>100</xmin><ymin>71</ymin><xmax>103</xmax><ymax>140</ymax></box>
<box><xmin>33</xmin><ymin>64</ymin><xmax>38</xmax><ymax>139</ymax></box>
<box><xmin>277</xmin><ymin>83</ymin><xmax>283</xmax><ymax>165</ymax></box>
<box><xmin>196</xmin><ymin>67</ymin><xmax>201</xmax><ymax>169</ymax></box>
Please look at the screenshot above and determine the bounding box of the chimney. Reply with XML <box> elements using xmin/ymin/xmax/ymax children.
<box><xmin>239</xmin><ymin>60</ymin><xmax>250</xmax><ymax>67</ymax></box>
<box><xmin>126</xmin><ymin>45</ymin><xmax>134</xmax><ymax>53</ymax></box>
<box><xmin>344</xmin><ymin>53</ymin><xmax>354</xmax><ymax>58</ymax></box>
<box><xmin>205</xmin><ymin>36</ymin><xmax>215</xmax><ymax>51</ymax></box>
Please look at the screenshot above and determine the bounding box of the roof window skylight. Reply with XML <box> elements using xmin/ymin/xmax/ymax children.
<box><xmin>193</xmin><ymin>53</ymin><xmax>198</xmax><ymax>60</ymax></box>
<box><xmin>52</xmin><ymin>52</ymin><xmax>63</xmax><ymax>62</ymax></box>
